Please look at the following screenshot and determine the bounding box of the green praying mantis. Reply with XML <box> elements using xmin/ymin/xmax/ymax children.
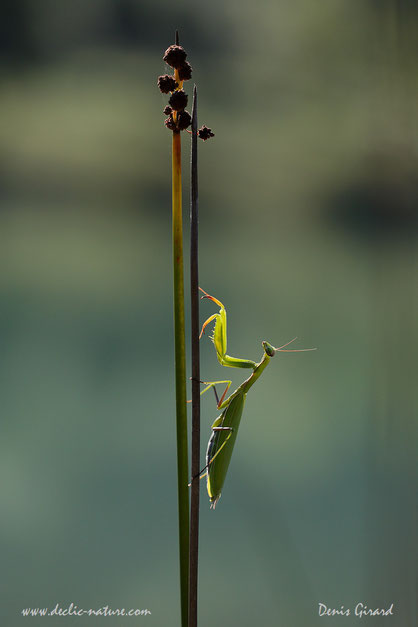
<box><xmin>197</xmin><ymin>288</ymin><xmax>315</xmax><ymax>508</ymax></box>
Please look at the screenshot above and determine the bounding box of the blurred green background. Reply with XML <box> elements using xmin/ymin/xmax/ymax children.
<box><xmin>0</xmin><ymin>1</ymin><xmax>416</xmax><ymax>625</ymax></box>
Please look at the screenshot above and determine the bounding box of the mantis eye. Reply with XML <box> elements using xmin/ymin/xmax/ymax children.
<box><xmin>262</xmin><ymin>341</ymin><xmax>275</xmax><ymax>357</ymax></box>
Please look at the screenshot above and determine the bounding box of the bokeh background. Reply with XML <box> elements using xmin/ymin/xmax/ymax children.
<box><xmin>0</xmin><ymin>1</ymin><xmax>417</xmax><ymax>625</ymax></box>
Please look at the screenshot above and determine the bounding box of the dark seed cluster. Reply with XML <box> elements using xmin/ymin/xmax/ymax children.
<box><xmin>158</xmin><ymin>44</ymin><xmax>191</xmax><ymax>131</ymax></box>
<box><xmin>157</xmin><ymin>41</ymin><xmax>214</xmax><ymax>140</ymax></box>
<box><xmin>163</xmin><ymin>45</ymin><xmax>187</xmax><ymax>69</ymax></box>
<box><xmin>169</xmin><ymin>89</ymin><xmax>188</xmax><ymax>111</ymax></box>
<box><xmin>164</xmin><ymin>116</ymin><xmax>177</xmax><ymax>131</ymax></box>
<box><xmin>177</xmin><ymin>61</ymin><xmax>192</xmax><ymax>81</ymax></box>
<box><xmin>177</xmin><ymin>111</ymin><xmax>192</xmax><ymax>130</ymax></box>
<box><xmin>197</xmin><ymin>125</ymin><xmax>215</xmax><ymax>141</ymax></box>
<box><xmin>158</xmin><ymin>74</ymin><xmax>178</xmax><ymax>94</ymax></box>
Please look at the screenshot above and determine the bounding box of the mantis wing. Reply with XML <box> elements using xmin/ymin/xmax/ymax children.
<box><xmin>206</xmin><ymin>391</ymin><xmax>246</xmax><ymax>508</ymax></box>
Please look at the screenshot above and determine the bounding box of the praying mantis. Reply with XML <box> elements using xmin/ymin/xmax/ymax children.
<box><xmin>197</xmin><ymin>288</ymin><xmax>315</xmax><ymax>508</ymax></box>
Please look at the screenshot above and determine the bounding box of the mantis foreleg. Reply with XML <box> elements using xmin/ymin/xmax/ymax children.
<box><xmin>199</xmin><ymin>288</ymin><xmax>257</xmax><ymax>370</ymax></box>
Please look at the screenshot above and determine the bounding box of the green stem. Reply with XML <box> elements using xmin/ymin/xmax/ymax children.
<box><xmin>172</xmin><ymin>128</ymin><xmax>189</xmax><ymax>627</ymax></box>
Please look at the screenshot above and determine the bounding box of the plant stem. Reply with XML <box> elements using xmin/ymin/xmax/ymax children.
<box><xmin>189</xmin><ymin>85</ymin><xmax>200</xmax><ymax>627</ymax></box>
<box><xmin>172</xmin><ymin>124</ymin><xmax>189</xmax><ymax>627</ymax></box>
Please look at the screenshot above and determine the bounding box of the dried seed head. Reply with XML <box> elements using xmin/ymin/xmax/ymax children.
<box><xmin>164</xmin><ymin>115</ymin><xmax>177</xmax><ymax>131</ymax></box>
<box><xmin>157</xmin><ymin>74</ymin><xmax>178</xmax><ymax>94</ymax></box>
<box><xmin>177</xmin><ymin>110</ymin><xmax>192</xmax><ymax>131</ymax></box>
<box><xmin>177</xmin><ymin>61</ymin><xmax>192</xmax><ymax>81</ymax></box>
<box><xmin>163</xmin><ymin>105</ymin><xmax>173</xmax><ymax>115</ymax></box>
<box><xmin>169</xmin><ymin>89</ymin><xmax>188</xmax><ymax>111</ymax></box>
<box><xmin>163</xmin><ymin>45</ymin><xmax>187</xmax><ymax>69</ymax></box>
<box><xmin>197</xmin><ymin>125</ymin><xmax>215</xmax><ymax>141</ymax></box>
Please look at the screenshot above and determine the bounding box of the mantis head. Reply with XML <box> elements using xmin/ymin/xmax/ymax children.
<box><xmin>262</xmin><ymin>341</ymin><xmax>276</xmax><ymax>357</ymax></box>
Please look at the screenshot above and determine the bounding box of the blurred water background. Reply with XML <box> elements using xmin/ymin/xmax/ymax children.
<box><xmin>0</xmin><ymin>1</ymin><xmax>417</xmax><ymax>625</ymax></box>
